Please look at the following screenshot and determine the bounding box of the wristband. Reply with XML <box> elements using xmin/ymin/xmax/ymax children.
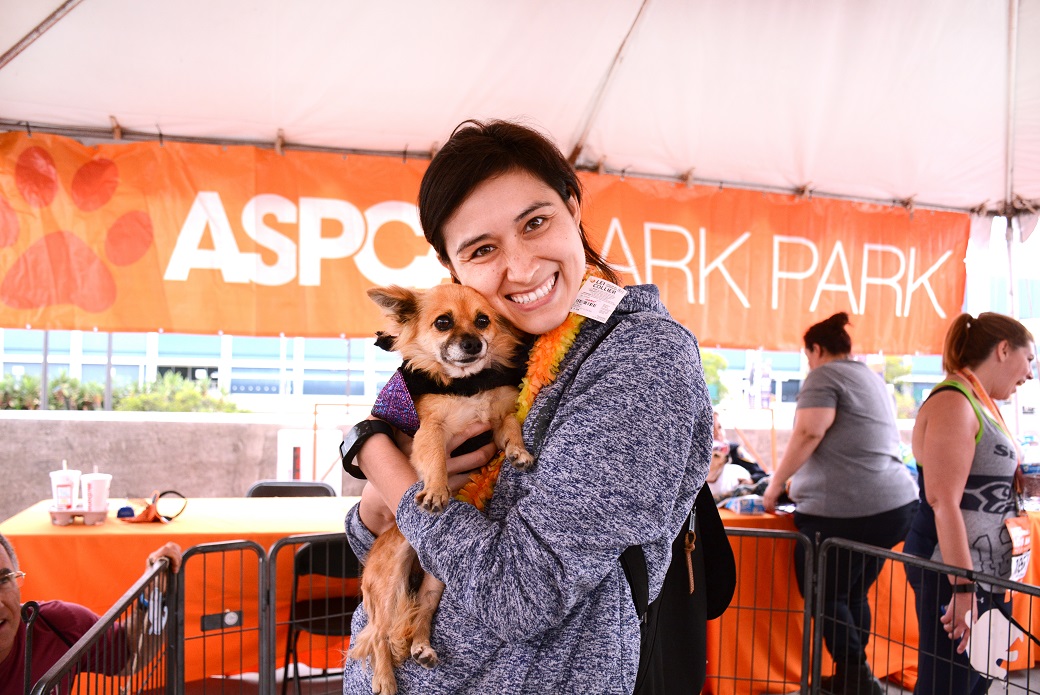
<box><xmin>340</xmin><ymin>420</ymin><xmax>395</xmax><ymax>479</ymax></box>
<box><xmin>950</xmin><ymin>582</ymin><xmax>975</xmax><ymax>593</ymax></box>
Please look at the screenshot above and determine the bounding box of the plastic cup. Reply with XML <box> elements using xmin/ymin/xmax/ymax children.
<box><xmin>81</xmin><ymin>473</ymin><xmax>112</xmax><ymax>512</ymax></box>
<box><xmin>49</xmin><ymin>469</ymin><xmax>81</xmax><ymax>510</ymax></box>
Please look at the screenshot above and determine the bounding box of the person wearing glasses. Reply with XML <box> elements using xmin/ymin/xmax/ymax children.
<box><xmin>0</xmin><ymin>533</ymin><xmax>181</xmax><ymax>694</ymax></box>
<box><xmin>712</xmin><ymin>410</ymin><xmax>768</xmax><ymax>483</ymax></box>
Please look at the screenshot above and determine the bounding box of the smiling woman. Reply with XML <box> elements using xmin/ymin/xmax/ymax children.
<box><xmin>904</xmin><ymin>312</ymin><xmax>1035</xmax><ymax>695</ymax></box>
<box><xmin>419</xmin><ymin>120</ymin><xmax>620</xmax><ymax>286</ymax></box>
<box><xmin>343</xmin><ymin>120</ymin><xmax>712</xmax><ymax>695</ymax></box>
<box><xmin>437</xmin><ymin>170</ymin><xmax>588</xmax><ymax>337</ymax></box>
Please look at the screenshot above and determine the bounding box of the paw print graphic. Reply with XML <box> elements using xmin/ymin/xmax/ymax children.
<box><xmin>0</xmin><ymin>145</ymin><xmax>154</xmax><ymax>313</ymax></box>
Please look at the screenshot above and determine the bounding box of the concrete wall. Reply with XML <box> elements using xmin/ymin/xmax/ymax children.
<box><xmin>0</xmin><ymin>412</ymin><xmax>914</xmax><ymax>524</ymax></box>
<box><xmin>0</xmin><ymin>411</ymin><xmax>367</xmax><ymax>523</ymax></box>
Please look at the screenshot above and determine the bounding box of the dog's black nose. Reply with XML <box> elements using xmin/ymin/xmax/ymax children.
<box><xmin>460</xmin><ymin>335</ymin><xmax>483</xmax><ymax>355</ymax></box>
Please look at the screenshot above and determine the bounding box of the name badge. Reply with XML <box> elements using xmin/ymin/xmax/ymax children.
<box><xmin>1006</xmin><ymin>515</ymin><xmax>1031</xmax><ymax>583</ymax></box>
<box><xmin>570</xmin><ymin>277</ymin><xmax>626</xmax><ymax>322</ymax></box>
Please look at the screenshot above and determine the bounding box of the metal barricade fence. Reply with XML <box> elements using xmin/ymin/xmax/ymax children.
<box><xmin>27</xmin><ymin>557</ymin><xmax>174</xmax><ymax>695</ymax></box>
<box><xmin>173</xmin><ymin>540</ymin><xmax>266</xmax><ymax>695</ymax></box>
<box><xmin>705</xmin><ymin>527</ymin><xmax>815</xmax><ymax>695</ymax></box>
<box><xmin>24</xmin><ymin>535</ymin><xmax>358</xmax><ymax>695</ymax></box>
<box><xmin>815</xmin><ymin>537</ymin><xmax>1040</xmax><ymax>695</ymax></box>
<box><xmin>32</xmin><ymin>526</ymin><xmax>1040</xmax><ymax>694</ymax></box>
<box><xmin>267</xmin><ymin>533</ymin><xmax>361</xmax><ymax>695</ymax></box>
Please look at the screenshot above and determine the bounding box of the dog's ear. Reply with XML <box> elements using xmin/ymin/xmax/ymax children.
<box><xmin>367</xmin><ymin>286</ymin><xmax>419</xmax><ymax>324</ymax></box>
<box><xmin>373</xmin><ymin>331</ymin><xmax>397</xmax><ymax>351</ymax></box>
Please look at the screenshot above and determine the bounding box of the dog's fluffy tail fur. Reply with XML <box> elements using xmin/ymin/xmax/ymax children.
<box><xmin>348</xmin><ymin>526</ymin><xmax>427</xmax><ymax>694</ymax></box>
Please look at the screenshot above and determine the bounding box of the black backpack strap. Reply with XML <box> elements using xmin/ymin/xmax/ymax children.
<box><xmin>619</xmin><ymin>543</ymin><xmax>649</xmax><ymax>622</ymax></box>
<box><xmin>620</xmin><ymin>542</ymin><xmax>651</xmax><ymax>692</ymax></box>
<box><xmin>622</xmin><ymin>501</ymin><xmax>697</xmax><ymax>694</ymax></box>
<box><xmin>621</xmin><ymin>497</ymin><xmax>697</xmax><ymax>622</ymax></box>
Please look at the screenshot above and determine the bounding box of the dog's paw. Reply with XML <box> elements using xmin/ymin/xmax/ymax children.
<box><xmin>415</xmin><ymin>486</ymin><xmax>450</xmax><ymax>514</ymax></box>
<box><xmin>371</xmin><ymin>669</ymin><xmax>398</xmax><ymax>695</ymax></box>
<box><xmin>371</xmin><ymin>676</ymin><xmax>398</xmax><ymax>695</ymax></box>
<box><xmin>411</xmin><ymin>642</ymin><xmax>439</xmax><ymax>668</ymax></box>
<box><xmin>506</xmin><ymin>448</ymin><xmax>535</xmax><ymax>471</ymax></box>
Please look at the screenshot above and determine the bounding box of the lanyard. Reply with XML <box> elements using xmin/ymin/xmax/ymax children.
<box><xmin>955</xmin><ymin>368</ymin><xmax>1022</xmax><ymax>465</ymax></box>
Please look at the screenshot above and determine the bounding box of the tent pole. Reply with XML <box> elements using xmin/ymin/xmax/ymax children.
<box><xmin>0</xmin><ymin>0</ymin><xmax>85</xmax><ymax>71</ymax></box>
<box><xmin>40</xmin><ymin>330</ymin><xmax>48</xmax><ymax>411</ymax></box>
<box><xmin>1003</xmin><ymin>0</ymin><xmax>1020</xmax><ymax>211</ymax></box>
<box><xmin>1003</xmin><ymin>0</ymin><xmax>1022</xmax><ymax>436</ymax></box>
<box><xmin>567</xmin><ymin>0</ymin><xmax>652</xmax><ymax>164</ymax></box>
<box><xmin>104</xmin><ymin>332</ymin><xmax>114</xmax><ymax>411</ymax></box>
<box><xmin>1008</xmin><ymin>217</ymin><xmax>1023</xmax><ymax>436</ymax></box>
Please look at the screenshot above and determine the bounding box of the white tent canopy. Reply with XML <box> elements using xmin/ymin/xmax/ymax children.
<box><xmin>2</xmin><ymin>0</ymin><xmax>1039</xmax><ymax>217</ymax></box>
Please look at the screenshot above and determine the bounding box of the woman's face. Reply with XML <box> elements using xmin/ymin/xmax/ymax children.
<box><xmin>439</xmin><ymin>169</ymin><xmax>587</xmax><ymax>336</ymax></box>
<box><xmin>992</xmin><ymin>342</ymin><xmax>1035</xmax><ymax>400</ymax></box>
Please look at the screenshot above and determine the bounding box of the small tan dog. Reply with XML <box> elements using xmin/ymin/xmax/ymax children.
<box><xmin>349</xmin><ymin>283</ymin><xmax>532</xmax><ymax>695</ymax></box>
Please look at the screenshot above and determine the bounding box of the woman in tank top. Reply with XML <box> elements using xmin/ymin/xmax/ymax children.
<box><xmin>904</xmin><ymin>312</ymin><xmax>1035</xmax><ymax>695</ymax></box>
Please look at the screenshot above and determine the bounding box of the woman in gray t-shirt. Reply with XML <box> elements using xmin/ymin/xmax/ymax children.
<box><xmin>763</xmin><ymin>312</ymin><xmax>918</xmax><ymax>695</ymax></box>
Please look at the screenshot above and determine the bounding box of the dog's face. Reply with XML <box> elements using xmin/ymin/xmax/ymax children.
<box><xmin>368</xmin><ymin>284</ymin><xmax>521</xmax><ymax>382</ymax></box>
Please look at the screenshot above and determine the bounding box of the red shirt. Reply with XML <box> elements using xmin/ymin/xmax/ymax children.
<box><xmin>0</xmin><ymin>601</ymin><xmax>126</xmax><ymax>695</ymax></box>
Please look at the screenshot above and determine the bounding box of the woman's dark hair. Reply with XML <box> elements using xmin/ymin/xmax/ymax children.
<box><xmin>942</xmin><ymin>312</ymin><xmax>1034</xmax><ymax>373</ymax></box>
<box><xmin>803</xmin><ymin>312</ymin><xmax>853</xmax><ymax>356</ymax></box>
<box><xmin>418</xmin><ymin>119</ymin><xmax>619</xmax><ymax>284</ymax></box>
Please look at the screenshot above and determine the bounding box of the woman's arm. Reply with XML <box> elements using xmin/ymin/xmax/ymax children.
<box><xmin>395</xmin><ymin>320</ymin><xmax>711</xmax><ymax>641</ymax></box>
<box><xmin>355</xmin><ymin>425</ymin><xmax>496</xmax><ymax>534</ymax></box>
<box><xmin>916</xmin><ymin>391</ymin><xmax>980</xmax><ymax>653</ymax></box>
<box><xmin>762</xmin><ymin>407</ymin><xmax>835</xmax><ymax>512</ymax></box>
<box><xmin>355</xmin><ymin>430</ymin><xmax>417</xmax><ymax>524</ymax></box>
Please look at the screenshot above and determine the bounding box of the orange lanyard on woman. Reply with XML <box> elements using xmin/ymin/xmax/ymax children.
<box><xmin>955</xmin><ymin>368</ymin><xmax>1022</xmax><ymax>465</ymax></box>
<box><xmin>956</xmin><ymin>368</ymin><xmax>1031</xmax><ymax>585</ymax></box>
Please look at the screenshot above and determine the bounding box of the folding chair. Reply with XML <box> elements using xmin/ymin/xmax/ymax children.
<box><xmin>282</xmin><ymin>538</ymin><xmax>362</xmax><ymax>695</ymax></box>
<box><xmin>246</xmin><ymin>480</ymin><xmax>336</xmax><ymax>497</ymax></box>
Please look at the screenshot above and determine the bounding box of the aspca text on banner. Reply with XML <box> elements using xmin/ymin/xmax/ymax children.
<box><xmin>163</xmin><ymin>191</ymin><xmax>447</xmax><ymax>288</ymax></box>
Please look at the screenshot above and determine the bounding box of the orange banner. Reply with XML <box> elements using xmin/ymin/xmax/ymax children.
<box><xmin>0</xmin><ymin>133</ymin><xmax>968</xmax><ymax>352</ymax></box>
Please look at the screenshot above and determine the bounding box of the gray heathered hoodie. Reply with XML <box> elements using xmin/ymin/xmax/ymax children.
<box><xmin>342</xmin><ymin>285</ymin><xmax>712</xmax><ymax>694</ymax></box>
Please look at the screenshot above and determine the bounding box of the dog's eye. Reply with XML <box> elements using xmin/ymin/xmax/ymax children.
<box><xmin>434</xmin><ymin>315</ymin><xmax>453</xmax><ymax>331</ymax></box>
<box><xmin>474</xmin><ymin>314</ymin><xmax>490</xmax><ymax>329</ymax></box>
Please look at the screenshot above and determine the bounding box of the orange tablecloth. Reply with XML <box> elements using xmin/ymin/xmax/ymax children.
<box><xmin>0</xmin><ymin>496</ymin><xmax>359</xmax><ymax>680</ymax></box>
<box><xmin>708</xmin><ymin>509</ymin><xmax>1040</xmax><ymax>695</ymax></box>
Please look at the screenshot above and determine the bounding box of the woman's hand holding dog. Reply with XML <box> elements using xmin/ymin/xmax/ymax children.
<box><xmin>357</xmin><ymin>419</ymin><xmax>499</xmax><ymax>532</ymax></box>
